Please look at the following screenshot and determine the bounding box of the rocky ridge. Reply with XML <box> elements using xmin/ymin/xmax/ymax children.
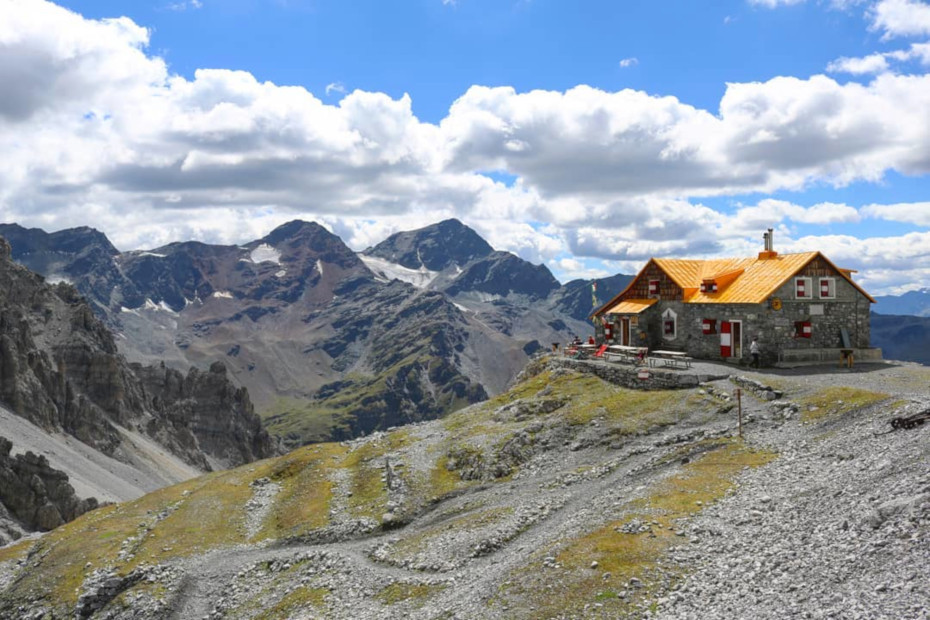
<box><xmin>0</xmin><ymin>356</ymin><xmax>925</xmax><ymax>619</ymax></box>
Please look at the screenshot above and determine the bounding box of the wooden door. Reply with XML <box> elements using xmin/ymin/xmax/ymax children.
<box><xmin>620</xmin><ymin>317</ymin><xmax>631</xmax><ymax>346</ymax></box>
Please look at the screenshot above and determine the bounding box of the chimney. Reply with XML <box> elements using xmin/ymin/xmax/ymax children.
<box><xmin>759</xmin><ymin>228</ymin><xmax>777</xmax><ymax>259</ymax></box>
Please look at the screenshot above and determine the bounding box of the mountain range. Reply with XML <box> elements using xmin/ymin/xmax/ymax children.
<box><xmin>0</xmin><ymin>220</ymin><xmax>627</xmax><ymax>449</ymax></box>
<box><xmin>873</xmin><ymin>289</ymin><xmax>930</xmax><ymax>317</ymax></box>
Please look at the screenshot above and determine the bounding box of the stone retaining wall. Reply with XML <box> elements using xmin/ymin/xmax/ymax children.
<box><xmin>554</xmin><ymin>358</ymin><xmax>730</xmax><ymax>390</ymax></box>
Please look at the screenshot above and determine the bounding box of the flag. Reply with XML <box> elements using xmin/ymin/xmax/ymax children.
<box><xmin>591</xmin><ymin>281</ymin><xmax>598</xmax><ymax>324</ymax></box>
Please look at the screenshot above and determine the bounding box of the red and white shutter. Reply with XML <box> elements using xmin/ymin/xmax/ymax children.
<box><xmin>796</xmin><ymin>279</ymin><xmax>807</xmax><ymax>298</ymax></box>
<box><xmin>820</xmin><ymin>279</ymin><xmax>830</xmax><ymax>297</ymax></box>
<box><xmin>720</xmin><ymin>321</ymin><xmax>732</xmax><ymax>357</ymax></box>
<box><xmin>649</xmin><ymin>279</ymin><xmax>659</xmax><ymax>295</ymax></box>
<box><xmin>604</xmin><ymin>322</ymin><xmax>613</xmax><ymax>340</ymax></box>
<box><xmin>702</xmin><ymin>319</ymin><xmax>716</xmax><ymax>335</ymax></box>
<box><xmin>801</xmin><ymin>321</ymin><xmax>812</xmax><ymax>338</ymax></box>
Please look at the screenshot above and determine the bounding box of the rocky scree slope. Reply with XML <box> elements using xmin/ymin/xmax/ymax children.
<box><xmin>0</xmin><ymin>356</ymin><xmax>926</xmax><ymax>619</ymax></box>
<box><xmin>0</xmin><ymin>236</ymin><xmax>276</xmax><ymax>543</ymax></box>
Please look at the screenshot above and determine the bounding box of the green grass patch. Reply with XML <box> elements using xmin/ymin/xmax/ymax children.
<box><xmin>496</xmin><ymin>441</ymin><xmax>777</xmax><ymax>618</ymax></box>
<box><xmin>261</xmin><ymin>586</ymin><xmax>329</xmax><ymax>618</ymax></box>
<box><xmin>799</xmin><ymin>387</ymin><xmax>889</xmax><ymax>423</ymax></box>
<box><xmin>255</xmin><ymin>443</ymin><xmax>345</xmax><ymax>540</ymax></box>
<box><xmin>377</xmin><ymin>582</ymin><xmax>445</xmax><ymax>606</ymax></box>
<box><xmin>0</xmin><ymin>441</ymin><xmax>350</xmax><ymax>614</ymax></box>
<box><xmin>340</xmin><ymin>430</ymin><xmax>410</xmax><ymax>520</ymax></box>
<box><xmin>0</xmin><ymin>538</ymin><xmax>32</xmax><ymax>564</ymax></box>
<box><xmin>261</xmin><ymin>396</ymin><xmax>355</xmax><ymax>445</ymax></box>
<box><xmin>424</xmin><ymin>455</ymin><xmax>470</xmax><ymax>502</ymax></box>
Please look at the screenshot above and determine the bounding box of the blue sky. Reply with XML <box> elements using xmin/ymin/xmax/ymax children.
<box><xmin>60</xmin><ymin>0</ymin><xmax>888</xmax><ymax>119</ymax></box>
<box><xmin>3</xmin><ymin>0</ymin><xmax>930</xmax><ymax>295</ymax></box>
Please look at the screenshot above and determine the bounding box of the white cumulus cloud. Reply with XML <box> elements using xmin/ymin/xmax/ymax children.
<box><xmin>870</xmin><ymin>0</ymin><xmax>930</xmax><ymax>39</ymax></box>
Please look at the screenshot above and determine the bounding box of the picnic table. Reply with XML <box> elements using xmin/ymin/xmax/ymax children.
<box><xmin>605</xmin><ymin>345</ymin><xmax>648</xmax><ymax>365</ymax></box>
<box><xmin>649</xmin><ymin>350</ymin><xmax>693</xmax><ymax>369</ymax></box>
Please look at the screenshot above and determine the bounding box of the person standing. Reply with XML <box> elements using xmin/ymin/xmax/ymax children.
<box><xmin>750</xmin><ymin>337</ymin><xmax>761</xmax><ymax>368</ymax></box>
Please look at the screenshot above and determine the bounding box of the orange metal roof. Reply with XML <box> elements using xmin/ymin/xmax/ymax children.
<box><xmin>655</xmin><ymin>252</ymin><xmax>819</xmax><ymax>303</ymax></box>
<box><xmin>605</xmin><ymin>298</ymin><xmax>657</xmax><ymax>314</ymax></box>
<box><xmin>593</xmin><ymin>250</ymin><xmax>875</xmax><ymax>318</ymax></box>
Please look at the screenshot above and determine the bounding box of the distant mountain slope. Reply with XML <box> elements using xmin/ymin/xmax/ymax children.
<box><xmin>870</xmin><ymin>313</ymin><xmax>930</xmax><ymax>365</ymax></box>
<box><xmin>549</xmin><ymin>273</ymin><xmax>634</xmax><ymax>323</ymax></box>
<box><xmin>873</xmin><ymin>289</ymin><xmax>930</xmax><ymax>317</ymax></box>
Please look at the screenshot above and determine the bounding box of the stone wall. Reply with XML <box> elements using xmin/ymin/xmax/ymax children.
<box><xmin>555</xmin><ymin>358</ymin><xmax>729</xmax><ymax>390</ymax></box>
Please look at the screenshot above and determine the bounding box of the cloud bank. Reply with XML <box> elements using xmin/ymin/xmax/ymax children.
<box><xmin>1</xmin><ymin>0</ymin><xmax>930</xmax><ymax>293</ymax></box>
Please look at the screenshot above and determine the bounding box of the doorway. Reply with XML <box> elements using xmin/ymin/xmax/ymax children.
<box><xmin>731</xmin><ymin>320</ymin><xmax>743</xmax><ymax>358</ymax></box>
<box><xmin>619</xmin><ymin>317</ymin><xmax>631</xmax><ymax>346</ymax></box>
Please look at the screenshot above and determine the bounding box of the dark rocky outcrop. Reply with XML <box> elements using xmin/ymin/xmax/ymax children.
<box><xmin>0</xmin><ymin>436</ymin><xmax>98</xmax><ymax>536</ymax></box>
<box><xmin>134</xmin><ymin>361</ymin><xmax>276</xmax><ymax>465</ymax></box>
<box><xmin>443</xmin><ymin>251</ymin><xmax>561</xmax><ymax>301</ymax></box>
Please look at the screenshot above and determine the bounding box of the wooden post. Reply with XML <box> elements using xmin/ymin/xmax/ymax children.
<box><xmin>736</xmin><ymin>388</ymin><xmax>743</xmax><ymax>439</ymax></box>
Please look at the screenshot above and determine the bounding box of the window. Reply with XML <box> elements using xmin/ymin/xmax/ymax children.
<box><xmin>819</xmin><ymin>278</ymin><xmax>836</xmax><ymax>299</ymax></box>
<box><xmin>662</xmin><ymin>308</ymin><xmax>677</xmax><ymax>340</ymax></box>
<box><xmin>700</xmin><ymin>282</ymin><xmax>718</xmax><ymax>293</ymax></box>
<box><xmin>794</xmin><ymin>321</ymin><xmax>812</xmax><ymax>338</ymax></box>
<box><xmin>702</xmin><ymin>318</ymin><xmax>717</xmax><ymax>334</ymax></box>
<box><xmin>795</xmin><ymin>277</ymin><xmax>812</xmax><ymax>299</ymax></box>
<box><xmin>648</xmin><ymin>279</ymin><xmax>659</xmax><ymax>296</ymax></box>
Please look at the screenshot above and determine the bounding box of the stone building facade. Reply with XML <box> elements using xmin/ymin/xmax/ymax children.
<box><xmin>592</xmin><ymin>241</ymin><xmax>877</xmax><ymax>366</ymax></box>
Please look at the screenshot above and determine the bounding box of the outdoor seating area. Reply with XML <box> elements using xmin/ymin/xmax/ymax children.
<box><xmin>560</xmin><ymin>341</ymin><xmax>695</xmax><ymax>371</ymax></box>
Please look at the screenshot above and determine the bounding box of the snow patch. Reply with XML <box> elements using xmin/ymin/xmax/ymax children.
<box><xmin>358</xmin><ymin>254</ymin><xmax>440</xmax><ymax>289</ymax></box>
<box><xmin>454</xmin><ymin>303</ymin><xmax>470</xmax><ymax>313</ymax></box>
<box><xmin>275</xmin><ymin>269</ymin><xmax>287</xmax><ymax>278</ymax></box>
<box><xmin>212</xmin><ymin>291</ymin><xmax>234</xmax><ymax>299</ymax></box>
<box><xmin>250</xmin><ymin>244</ymin><xmax>281</xmax><ymax>264</ymax></box>
<box><xmin>136</xmin><ymin>252</ymin><xmax>166</xmax><ymax>258</ymax></box>
<box><xmin>46</xmin><ymin>274</ymin><xmax>71</xmax><ymax>285</ymax></box>
<box><xmin>315</xmin><ymin>259</ymin><xmax>324</xmax><ymax>276</ymax></box>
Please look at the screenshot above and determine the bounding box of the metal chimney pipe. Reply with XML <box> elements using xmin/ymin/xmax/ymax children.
<box><xmin>767</xmin><ymin>228</ymin><xmax>774</xmax><ymax>252</ymax></box>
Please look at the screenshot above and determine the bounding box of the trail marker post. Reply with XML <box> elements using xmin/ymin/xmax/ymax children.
<box><xmin>734</xmin><ymin>388</ymin><xmax>743</xmax><ymax>438</ymax></box>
